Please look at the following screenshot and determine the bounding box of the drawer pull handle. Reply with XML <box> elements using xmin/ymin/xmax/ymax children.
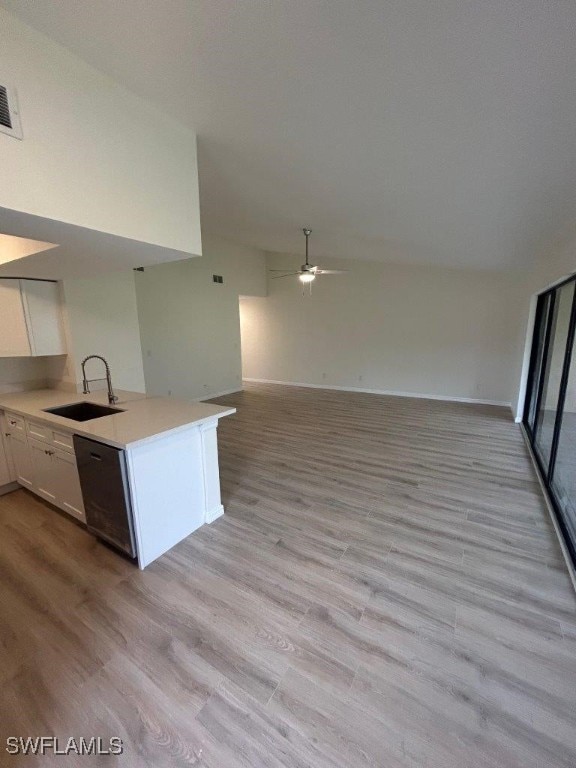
<box><xmin>90</xmin><ymin>452</ymin><xmax>102</xmax><ymax>461</ymax></box>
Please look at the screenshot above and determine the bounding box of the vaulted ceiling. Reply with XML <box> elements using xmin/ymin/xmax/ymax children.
<box><xmin>3</xmin><ymin>0</ymin><xmax>576</xmax><ymax>269</ymax></box>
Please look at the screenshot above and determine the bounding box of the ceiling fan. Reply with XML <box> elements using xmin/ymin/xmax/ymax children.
<box><xmin>269</xmin><ymin>229</ymin><xmax>347</xmax><ymax>285</ymax></box>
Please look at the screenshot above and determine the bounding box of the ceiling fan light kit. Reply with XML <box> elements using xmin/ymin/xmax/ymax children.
<box><xmin>299</xmin><ymin>272</ymin><xmax>315</xmax><ymax>284</ymax></box>
<box><xmin>270</xmin><ymin>229</ymin><xmax>347</xmax><ymax>291</ymax></box>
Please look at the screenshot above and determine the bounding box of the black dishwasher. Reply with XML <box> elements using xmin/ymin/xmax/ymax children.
<box><xmin>73</xmin><ymin>435</ymin><xmax>136</xmax><ymax>558</ymax></box>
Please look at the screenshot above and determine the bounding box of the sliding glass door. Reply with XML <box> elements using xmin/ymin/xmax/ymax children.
<box><xmin>552</xmin><ymin>348</ymin><xmax>576</xmax><ymax>547</ymax></box>
<box><xmin>523</xmin><ymin>274</ymin><xmax>576</xmax><ymax>567</ymax></box>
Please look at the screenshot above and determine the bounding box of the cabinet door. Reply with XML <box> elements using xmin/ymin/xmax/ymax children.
<box><xmin>0</xmin><ymin>280</ymin><xmax>31</xmax><ymax>356</ymax></box>
<box><xmin>0</xmin><ymin>431</ymin><xmax>12</xmax><ymax>487</ymax></box>
<box><xmin>8</xmin><ymin>430</ymin><xmax>34</xmax><ymax>489</ymax></box>
<box><xmin>28</xmin><ymin>437</ymin><xmax>57</xmax><ymax>504</ymax></box>
<box><xmin>20</xmin><ymin>280</ymin><xmax>66</xmax><ymax>356</ymax></box>
<box><xmin>1</xmin><ymin>414</ymin><xmax>17</xmax><ymax>483</ymax></box>
<box><xmin>53</xmin><ymin>448</ymin><xmax>85</xmax><ymax>521</ymax></box>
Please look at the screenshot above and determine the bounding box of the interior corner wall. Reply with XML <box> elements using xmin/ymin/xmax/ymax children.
<box><xmin>240</xmin><ymin>254</ymin><xmax>524</xmax><ymax>405</ymax></box>
<box><xmin>135</xmin><ymin>236</ymin><xmax>266</xmax><ymax>400</ymax></box>
<box><xmin>0</xmin><ymin>7</ymin><xmax>201</xmax><ymax>256</ymax></box>
<box><xmin>48</xmin><ymin>271</ymin><xmax>146</xmax><ymax>393</ymax></box>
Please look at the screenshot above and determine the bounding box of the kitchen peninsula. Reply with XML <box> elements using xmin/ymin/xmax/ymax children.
<box><xmin>0</xmin><ymin>389</ymin><xmax>235</xmax><ymax>568</ymax></box>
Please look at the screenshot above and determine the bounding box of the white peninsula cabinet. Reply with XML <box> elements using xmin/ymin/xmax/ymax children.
<box><xmin>0</xmin><ymin>390</ymin><xmax>235</xmax><ymax>569</ymax></box>
<box><xmin>0</xmin><ymin>278</ymin><xmax>66</xmax><ymax>357</ymax></box>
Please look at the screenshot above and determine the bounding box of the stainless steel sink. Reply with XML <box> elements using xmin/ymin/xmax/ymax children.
<box><xmin>43</xmin><ymin>402</ymin><xmax>125</xmax><ymax>422</ymax></box>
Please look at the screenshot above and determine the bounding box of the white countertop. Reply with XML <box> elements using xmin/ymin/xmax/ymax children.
<box><xmin>0</xmin><ymin>389</ymin><xmax>236</xmax><ymax>449</ymax></box>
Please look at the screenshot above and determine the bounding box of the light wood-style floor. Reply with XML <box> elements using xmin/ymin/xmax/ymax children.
<box><xmin>1</xmin><ymin>382</ymin><xmax>576</xmax><ymax>767</ymax></box>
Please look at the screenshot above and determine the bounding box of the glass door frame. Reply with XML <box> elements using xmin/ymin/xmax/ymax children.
<box><xmin>522</xmin><ymin>273</ymin><xmax>576</xmax><ymax>567</ymax></box>
<box><xmin>523</xmin><ymin>291</ymin><xmax>555</xmax><ymax>444</ymax></box>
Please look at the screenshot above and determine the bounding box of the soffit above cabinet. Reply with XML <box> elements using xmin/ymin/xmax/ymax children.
<box><xmin>0</xmin><ymin>207</ymin><xmax>201</xmax><ymax>280</ymax></box>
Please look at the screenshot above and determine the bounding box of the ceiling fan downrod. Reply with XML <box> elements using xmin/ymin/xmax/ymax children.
<box><xmin>303</xmin><ymin>228</ymin><xmax>311</xmax><ymax>267</ymax></box>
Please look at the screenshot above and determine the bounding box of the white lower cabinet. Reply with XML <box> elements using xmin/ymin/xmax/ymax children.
<box><xmin>0</xmin><ymin>413</ymin><xmax>15</xmax><ymax>488</ymax></box>
<box><xmin>2</xmin><ymin>412</ymin><xmax>85</xmax><ymax>522</ymax></box>
<box><xmin>28</xmin><ymin>437</ymin><xmax>58</xmax><ymax>504</ymax></box>
<box><xmin>27</xmin><ymin>437</ymin><xmax>85</xmax><ymax>520</ymax></box>
<box><xmin>8</xmin><ymin>429</ymin><xmax>34</xmax><ymax>489</ymax></box>
<box><xmin>53</xmin><ymin>448</ymin><xmax>85</xmax><ymax>520</ymax></box>
<box><xmin>0</xmin><ymin>441</ymin><xmax>10</xmax><ymax>487</ymax></box>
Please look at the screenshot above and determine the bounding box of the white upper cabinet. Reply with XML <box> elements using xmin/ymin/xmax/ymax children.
<box><xmin>21</xmin><ymin>280</ymin><xmax>66</xmax><ymax>356</ymax></box>
<box><xmin>0</xmin><ymin>280</ymin><xmax>31</xmax><ymax>356</ymax></box>
<box><xmin>0</xmin><ymin>279</ymin><xmax>66</xmax><ymax>357</ymax></box>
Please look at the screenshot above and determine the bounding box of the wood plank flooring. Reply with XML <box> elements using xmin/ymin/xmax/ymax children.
<box><xmin>1</xmin><ymin>381</ymin><xmax>576</xmax><ymax>767</ymax></box>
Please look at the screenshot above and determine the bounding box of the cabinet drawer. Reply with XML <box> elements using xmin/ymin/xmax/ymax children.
<box><xmin>5</xmin><ymin>412</ymin><xmax>25</xmax><ymax>434</ymax></box>
<box><xmin>52</xmin><ymin>430</ymin><xmax>74</xmax><ymax>454</ymax></box>
<box><xmin>26</xmin><ymin>420</ymin><xmax>52</xmax><ymax>444</ymax></box>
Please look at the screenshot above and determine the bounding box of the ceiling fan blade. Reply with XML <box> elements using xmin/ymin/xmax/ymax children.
<box><xmin>269</xmin><ymin>269</ymin><xmax>300</xmax><ymax>272</ymax></box>
<box><xmin>271</xmin><ymin>272</ymin><xmax>301</xmax><ymax>279</ymax></box>
<box><xmin>316</xmin><ymin>269</ymin><xmax>348</xmax><ymax>275</ymax></box>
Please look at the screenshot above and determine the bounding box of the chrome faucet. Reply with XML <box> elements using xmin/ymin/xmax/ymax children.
<box><xmin>81</xmin><ymin>355</ymin><xmax>119</xmax><ymax>405</ymax></box>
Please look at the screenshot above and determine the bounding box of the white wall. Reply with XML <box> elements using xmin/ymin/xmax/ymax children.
<box><xmin>47</xmin><ymin>272</ymin><xmax>146</xmax><ymax>393</ymax></box>
<box><xmin>0</xmin><ymin>357</ymin><xmax>49</xmax><ymax>395</ymax></box>
<box><xmin>241</xmin><ymin>254</ymin><xmax>524</xmax><ymax>405</ymax></box>
<box><xmin>0</xmin><ymin>7</ymin><xmax>200</xmax><ymax>255</ymax></box>
<box><xmin>136</xmin><ymin>236</ymin><xmax>266</xmax><ymax>400</ymax></box>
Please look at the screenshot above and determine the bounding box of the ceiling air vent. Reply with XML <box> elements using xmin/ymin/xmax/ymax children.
<box><xmin>0</xmin><ymin>85</ymin><xmax>23</xmax><ymax>140</ymax></box>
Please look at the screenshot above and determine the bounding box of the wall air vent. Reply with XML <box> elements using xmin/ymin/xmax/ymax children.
<box><xmin>0</xmin><ymin>85</ymin><xmax>23</xmax><ymax>140</ymax></box>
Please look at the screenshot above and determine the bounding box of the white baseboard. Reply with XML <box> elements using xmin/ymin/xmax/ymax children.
<box><xmin>511</xmin><ymin>404</ymin><xmax>523</xmax><ymax>423</ymax></box>
<box><xmin>0</xmin><ymin>481</ymin><xmax>19</xmax><ymax>497</ymax></box>
<box><xmin>199</xmin><ymin>387</ymin><xmax>242</xmax><ymax>402</ymax></box>
<box><xmin>243</xmin><ymin>378</ymin><xmax>511</xmax><ymax>408</ymax></box>
<box><xmin>520</xmin><ymin>425</ymin><xmax>576</xmax><ymax>594</ymax></box>
<box><xmin>206</xmin><ymin>504</ymin><xmax>224</xmax><ymax>524</ymax></box>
